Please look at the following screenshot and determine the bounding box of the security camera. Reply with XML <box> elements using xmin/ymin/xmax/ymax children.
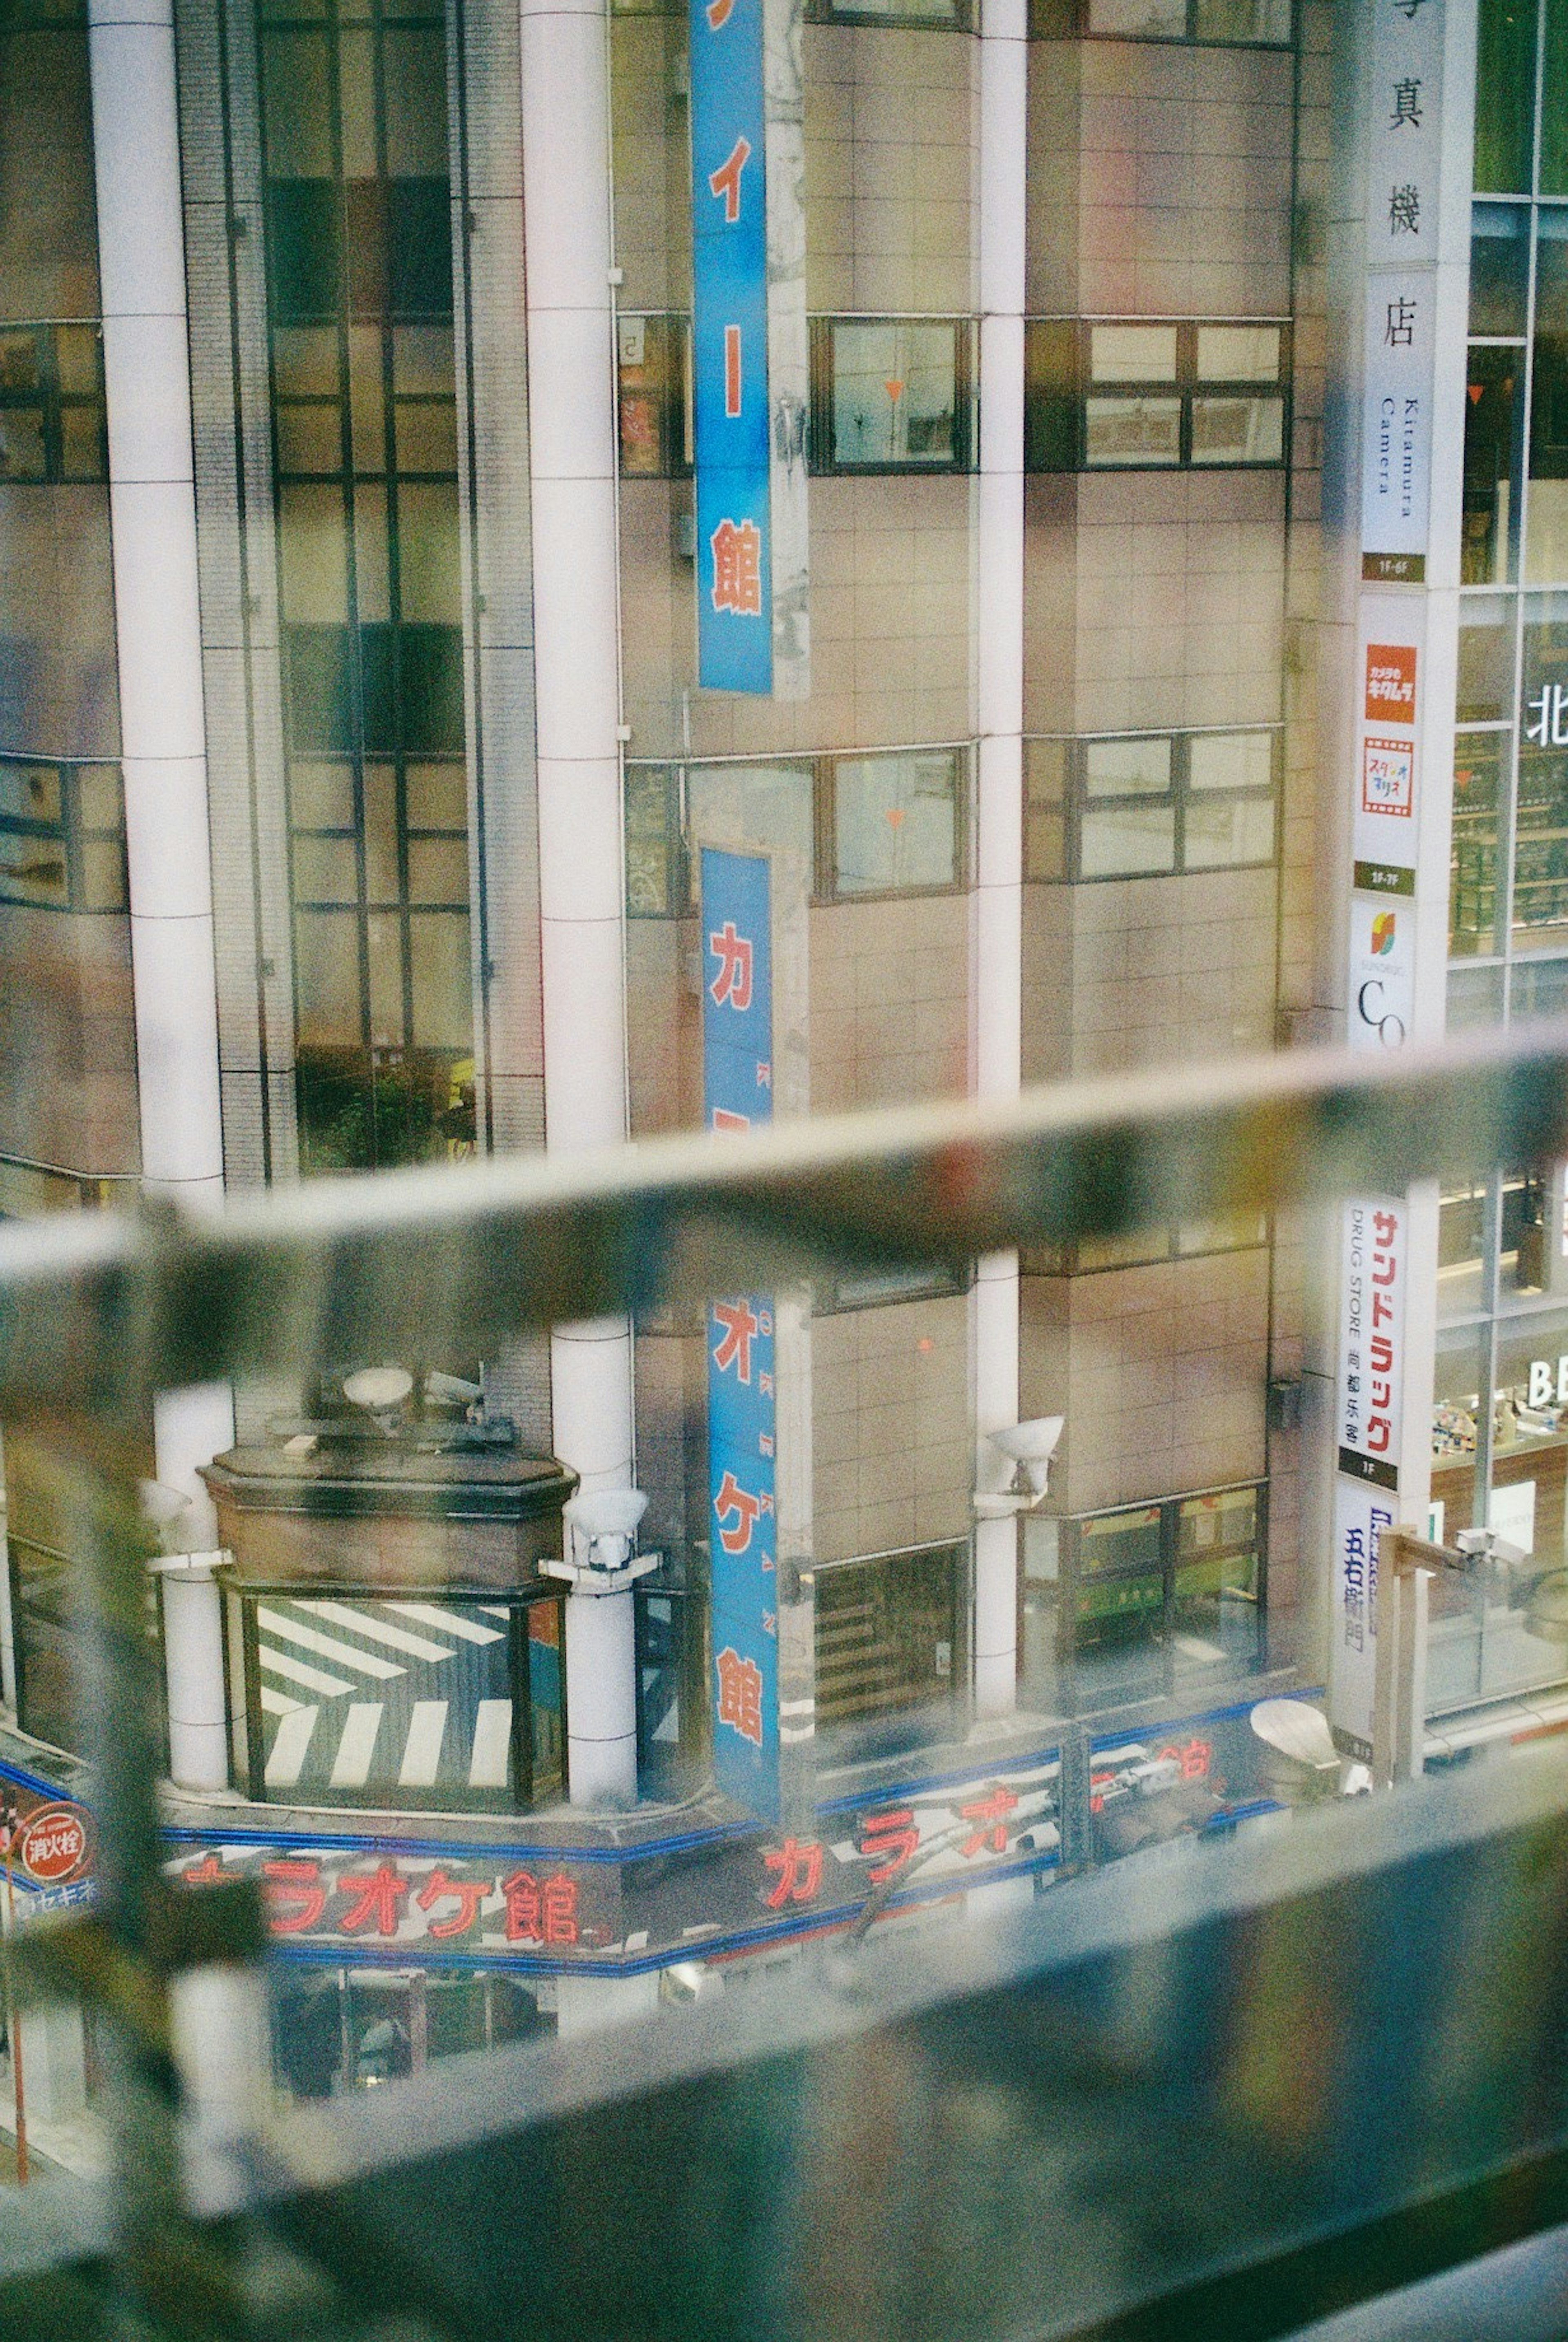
<box><xmin>424</xmin><ymin>1370</ymin><xmax>483</xmax><ymax>1407</ymax></box>
<box><xmin>564</xmin><ymin>1487</ymin><xmax>649</xmax><ymax>1571</ymax></box>
<box><xmin>988</xmin><ymin>1416</ymin><xmax>1065</xmax><ymax>1500</ymax></box>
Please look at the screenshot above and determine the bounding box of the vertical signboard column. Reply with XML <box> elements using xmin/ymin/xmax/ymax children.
<box><xmin>1328</xmin><ymin>0</ymin><xmax>1470</xmax><ymax>1756</ymax></box>
<box><xmin>690</xmin><ymin>0</ymin><xmax>773</xmax><ymax>694</ymax></box>
<box><xmin>702</xmin><ymin>849</ymin><xmax>779</xmax><ymax>1812</ymax></box>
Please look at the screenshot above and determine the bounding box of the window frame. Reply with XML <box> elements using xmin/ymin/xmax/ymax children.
<box><xmin>1030</xmin><ymin>0</ymin><xmax>1293</xmax><ymax>45</ymax></box>
<box><xmin>0</xmin><ymin>321</ymin><xmax>107</xmax><ymax>486</ymax></box>
<box><xmin>1057</xmin><ymin>1482</ymin><xmax>1268</xmax><ymax>1673</ymax></box>
<box><xmin>1025</xmin><ymin>727</ymin><xmax>1282</xmax><ymax>885</ymax></box>
<box><xmin>622</xmin><ymin>746</ymin><xmax>971</xmax><ymax>916</ymax></box>
<box><xmin>810</xmin><ymin>314</ymin><xmax>975</xmax><ymax>476</ymax></box>
<box><xmin>1025</xmin><ymin>316</ymin><xmax>1292</xmax><ymax>475</ymax></box>
<box><xmin>0</xmin><ymin>755</ymin><xmax>127</xmax><ymax>914</ymax></box>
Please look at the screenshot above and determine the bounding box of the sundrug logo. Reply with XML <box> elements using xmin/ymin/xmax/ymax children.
<box><xmin>1370</xmin><ymin>910</ymin><xmax>1396</xmax><ymax>957</ymax></box>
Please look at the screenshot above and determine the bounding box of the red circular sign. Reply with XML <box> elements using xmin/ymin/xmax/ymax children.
<box><xmin>17</xmin><ymin>1803</ymin><xmax>91</xmax><ymax>1886</ymax></box>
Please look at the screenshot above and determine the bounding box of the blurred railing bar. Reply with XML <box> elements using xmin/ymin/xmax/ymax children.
<box><xmin>0</xmin><ymin>1020</ymin><xmax>1564</xmax><ymax>1413</ymax></box>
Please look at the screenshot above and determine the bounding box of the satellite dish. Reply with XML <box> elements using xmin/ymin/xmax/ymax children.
<box><xmin>1250</xmin><ymin>1698</ymin><xmax>1339</xmax><ymax>1770</ymax></box>
<box><xmin>343</xmin><ymin>1366</ymin><xmax>414</xmax><ymax>1411</ymax></box>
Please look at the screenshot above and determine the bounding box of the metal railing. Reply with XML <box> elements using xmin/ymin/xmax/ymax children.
<box><xmin>0</xmin><ymin>1019</ymin><xmax>1567</xmax><ymax>2338</ymax></box>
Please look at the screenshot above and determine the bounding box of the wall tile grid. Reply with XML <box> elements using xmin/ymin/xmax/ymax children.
<box><xmin>610</xmin><ymin>15</ymin><xmax>691</xmax><ymax>312</ymax></box>
<box><xmin>0</xmin><ymin>907</ymin><xmax>139</xmax><ymax>1175</ymax></box>
<box><xmin>620</xmin><ymin>473</ymin><xmax>974</xmax><ymax>759</ymax></box>
<box><xmin>802</xmin><ymin>22</ymin><xmax>976</xmax><ymax>317</ymax></box>
<box><xmin>1022</xmin><ymin>863</ymin><xmax>1277</xmax><ymax>1085</ymax></box>
<box><xmin>1021</xmin><ymin>1244</ymin><xmax>1270</xmax><ymax>1518</ymax></box>
<box><xmin>812</xmin><ymin>1291</ymin><xmax>971</xmax><ymax>1564</ymax></box>
<box><xmin>810</xmin><ymin>891</ymin><xmax>969</xmax><ymax>1114</ymax></box>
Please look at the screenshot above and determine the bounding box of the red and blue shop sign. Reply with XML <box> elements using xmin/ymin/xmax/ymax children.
<box><xmin>701</xmin><ymin>848</ymin><xmax>779</xmax><ymax>1814</ymax></box>
<box><xmin>689</xmin><ymin>0</ymin><xmax>772</xmax><ymax>693</ymax></box>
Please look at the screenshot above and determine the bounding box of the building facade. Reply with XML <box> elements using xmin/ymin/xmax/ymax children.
<box><xmin>0</xmin><ymin>0</ymin><xmax>1544</xmax><ymax>2108</ymax></box>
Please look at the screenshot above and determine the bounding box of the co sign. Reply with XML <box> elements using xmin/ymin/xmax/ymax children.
<box><xmin>16</xmin><ymin>1802</ymin><xmax>91</xmax><ymax>1886</ymax></box>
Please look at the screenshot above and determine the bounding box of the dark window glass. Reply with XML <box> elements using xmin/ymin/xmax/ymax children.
<box><xmin>814</xmin><ymin>1545</ymin><xmax>963</xmax><ymax>1749</ymax></box>
<box><xmin>625</xmin><ymin>762</ymin><xmax>683</xmax><ymax>915</ymax></box>
<box><xmin>1470</xmin><ymin>203</ymin><xmax>1531</xmax><ymax>336</ymax></box>
<box><xmin>0</xmin><ymin>20</ymin><xmax>100</xmax><ymax>321</ymax></box>
<box><xmin>1474</xmin><ymin>0</ymin><xmax>1538</xmax><ymax>193</ymax></box>
<box><xmin>1451</xmin><ymin>730</ymin><xmax>1506</xmax><ymax>959</ymax></box>
<box><xmin>1542</xmin><ymin>0</ymin><xmax>1568</xmax><ymax>196</ymax></box>
<box><xmin>1465</xmin><ymin>345</ymin><xmax>1524</xmax><ymax>585</ymax></box>
<box><xmin>616</xmin><ymin>314</ymin><xmax>691</xmax><ymax>479</ymax></box>
<box><xmin>261</xmin><ymin>0</ymin><xmax>472</xmax><ymax>1172</ymax></box>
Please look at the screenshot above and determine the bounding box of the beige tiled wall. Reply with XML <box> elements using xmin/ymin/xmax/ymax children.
<box><xmin>1021</xmin><ymin>1246</ymin><xmax>1270</xmax><ymax>1518</ymax></box>
<box><xmin>811</xmin><ymin>891</ymin><xmax>970</xmax><ymax>1112</ymax></box>
<box><xmin>1027</xmin><ymin>38</ymin><xmax>1294</xmax><ymax>319</ymax></box>
<box><xmin>1025</xmin><ymin>470</ymin><xmax>1286</xmax><ymax>737</ymax></box>
<box><xmin>803</xmin><ymin>23</ymin><xmax>977</xmax><ymax>316</ymax></box>
<box><xmin>610</xmin><ymin>15</ymin><xmax>691</xmax><ymax>312</ymax></box>
<box><xmin>813</xmin><ymin>1292</ymin><xmax>971</xmax><ymax>1564</ymax></box>
<box><xmin>621</xmin><ymin>475</ymin><xmax>973</xmax><ymax>760</ymax></box>
<box><xmin>1022</xmin><ymin>864</ymin><xmax>1277</xmax><ymax>1085</ymax></box>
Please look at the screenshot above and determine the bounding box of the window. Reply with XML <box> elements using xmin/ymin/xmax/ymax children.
<box><xmin>231</xmin><ymin>1587</ymin><xmax>566</xmax><ymax>1814</ymax></box>
<box><xmin>827</xmin><ymin>748</ymin><xmax>962</xmax><ymax>896</ymax></box>
<box><xmin>259</xmin><ymin>0</ymin><xmax>474</xmax><ymax>1173</ymax></box>
<box><xmin>616</xmin><ymin>314</ymin><xmax>690</xmax><ymax>479</ymax></box>
<box><xmin>1058</xmin><ymin>1487</ymin><xmax>1265</xmax><ymax>1681</ymax></box>
<box><xmin>0</xmin><ymin>323</ymin><xmax>105</xmax><ymax>483</ymax></box>
<box><xmin>804</xmin><ymin>0</ymin><xmax>969</xmax><ymax>22</ymax></box>
<box><xmin>813</xmin><ymin>319</ymin><xmax>972</xmax><ymax>473</ymax></box>
<box><xmin>1026</xmin><ymin>318</ymin><xmax>1289</xmax><ymax>473</ymax></box>
<box><xmin>1031</xmin><ymin>0</ymin><xmax>1290</xmax><ymax>39</ymax></box>
<box><xmin>1023</xmin><ymin>1212</ymin><xmax>1268</xmax><ymax>1278</ymax></box>
<box><xmin>814</xmin><ymin>1544</ymin><xmax>964</xmax><ymax>1742</ymax></box>
<box><xmin>624</xmin><ymin>748</ymin><xmax>966</xmax><ymax>914</ymax></box>
<box><xmin>1025</xmin><ymin>729</ymin><xmax>1278</xmax><ymax>882</ymax></box>
<box><xmin>0</xmin><ymin>755</ymin><xmax>125</xmax><ymax>911</ymax></box>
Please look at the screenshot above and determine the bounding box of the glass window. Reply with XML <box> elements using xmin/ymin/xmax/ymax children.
<box><xmin>1080</xmin><ymin>802</ymin><xmax>1177</xmax><ymax>877</ymax></box>
<box><xmin>1451</xmin><ymin>731</ymin><xmax>1505</xmax><ymax>958</ymax></box>
<box><xmin>831</xmin><ymin>749</ymin><xmax>961</xmax><ymax>896</ymax></box>
<box><xmin>1183</xmin><ymin>792</ymin><xmax>1274</xmax><ymax>868</ymax></box>
<box><xmin>1471</xmin><ymin>203</ymin><xmax>1531</xmax><ymax>338</ymax></box>
<box><xmin>1466</xmin><ymin>345</ymin><xmax>1524</xmax><ymax>586</ymax></box>
<box><xmin>1089</xmin><ymin>324</ymin><xmax>1179</xmax><ymax>383</ymax></box>
<box><xmin>824</xmin><ymin>320</ymin><xmax>965</xmax><ymax>471</ymax></box>
<box><xmin>1189</xmin><ymin>394</ymin><xmax>1283</xmax><ymax>465</ymax></box>
<box><xmin>625</xmin><ymin>762</ymin><xmax>683</xmax><ymax>916</ymax></box>
<box><xmin>616</xmin><ymin>314</ymin><xmax>691</xmax><ymax>479</ymax></box>
<box><xmin>1528</xmin><ymin>216</ymin><xmax>1568</xmax><ymax>586</ymax></box>
<box><xmin>1190</xmin><ymin>0</ymin><xmax>1290</xmax><ymax>33</ymax></box>
<box><xmin>1173</xmin><ymin>1488</ymin><xmax>1262</xmax><ymax>1672</ymax></box>
<box><xmin>1024</xmin><ymin>738</ymin><xmax>1067</xmax><ymax>882</ymax></box>
<box><xmin>1458</xmin><ymin>598</ymin><xmax>1517</xmax><ymax>724</ymax></box>
<box><xmin>1474</xmin><ymin>0</ymin><xmax>1537</xmax><ymax>193</ymax></box>
<box><xmin>1188</xmin><ymin>731</ymin><xmax>1273</xmax><ymax>791</ymax></box>
<box><xmin>0</xmin><ymin>756</ymin><xmax>126</xmax><ymax>912</ymax></box>
<box><xmin>1085</xmin><ymin>396</ymin><xmax>1182</xmax><ymax>467</ymax></box>
<box><xmin>814</xmin><ymin>1546</ymin><xmax>962</xmax><ymax>1746</ymax></box>
<box><xmin>1085</xmin><ymin>735</ymin><xmax>1171</xmax><ymax>796</ymax></box>
<box><xmin>1029</xmin><ymin>318</ymin><xmax>1289</xmax><ymax>473</ymax></box>
<box><xmin>1517</xmin><ymin>606</ymin><xmax>1568</xmax><ymax>944</ymax></box>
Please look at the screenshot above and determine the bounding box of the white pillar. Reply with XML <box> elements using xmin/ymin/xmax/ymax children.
<box><xmin>554</xmin><ymin>1968</ymin><xmax>659</xmax><ymax>2039</ymax></box>
<box><xmin>971</xmin><ymin>0</ymin><xmax>1027</xmax><ymax>1720</ymax></box>
<box><xmin>520</xmin><ymin>0</ymin><xmax>639</xmax><ymax>1803</ymax></box>
<box><xmin>89</xmin><ymin>2</ymin><xmax>238</xmax><ymax>1781</ymax></box>
<box><xmin>88</xmin><ymin>0</ymin><xmax>225</xmax><ymax>1212</ymax></box>
<box><xmin>158</xmin><ymin>1559</ymin><xmax>230</xmax><ymax>1792</ymax></box>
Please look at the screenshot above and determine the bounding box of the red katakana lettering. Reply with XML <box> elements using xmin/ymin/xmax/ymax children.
<box><xmin>715</xmin><ymin>1646</ymin><xmax>764</xmax><ymax>1747</ymax></box>
<box><xmin>414</xmin><ymin>1865</ymin><xmax>486</xmax><ymax>1941</ymax></box>
<box><xmin>859</xmin><ymin>1807</ymin><xmax>919</xmax><ymax>1885</ymax></box>
<box><xmin>713</xmin><ymin>1297</ymin><xmax>760</xmax><ymax>1383</ymax></box>
<box><xmin>763</xmin><ymin>1837</ymin><xmax>822</xmax><ymax>1907</ymax></box>
<box><xmin>706</xmin><ymin>0</ymin><xmax>735</xmax><ymax>21</ymax></box>
<box><xmin>261</xmin><ymin>1857</ymin><xmax>327</xmax><ymax>1935</ymax></box>
<box><xmin>713</xmin><ymin>1107</ymin><xmax>750</xmax><ymax>1132</ymax></box>
<box><xmin>1367</xmin><ymin>1415</ymin><xmax>1391</xmax><ymax>1453</ymax></box>
<box><xmin>338</xmin><ymin>1861</ymin><xmax>410</xmax><ymax>1939</ymax></box>
<box><xmin>960</xmin><ymin>1786</ymin><xmax>1020</xmax><ymax>1858</ymax></box>
<box><xmin>724</xmin><ymin>323</ymin><xmax>742</xmax><ymax>417</ymax></box>
<box><xmin>708</xmin><ymin>918</ymin><xmax>754</xmax><ymax>1009</ymax></box>
<box><xmin>180</xmin><ymin>1852</ymin><xmax>228</xmax><ymax>1889</ymax></box>
<box><xmin>707</xmin><ymin>135</ymin><xmax>751</xmax><ymax>223</ymax></box>
<box><xmin>710</xmin><ymin>517</ymin><xmax>762</xmax><ymax>616</ymax></box>
<box><xmin>714</xmin><ymin>1467</ymin><xmax>762</xmax><ymax>1555</ymax></box>
<box><xmin>1372</xmin><ymin>1210</ymin><xmax>1398</xmax><ymax>1244</ymax></box>
<box><xmin>1372</xmin><ymin>1253</ymin><xmax>1397</xmax><ymax>1286</ymax></box>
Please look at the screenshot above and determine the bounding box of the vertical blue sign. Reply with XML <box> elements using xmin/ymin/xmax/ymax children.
<box><xmin>689</xmin><ymin>0</ymin><xmax>772</xmax><ymax>694</ymax></box>
<box><xmin>701</xmin><ymin>849</ymin><xmax>777</xmax><ymax>1813</ymax></box>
